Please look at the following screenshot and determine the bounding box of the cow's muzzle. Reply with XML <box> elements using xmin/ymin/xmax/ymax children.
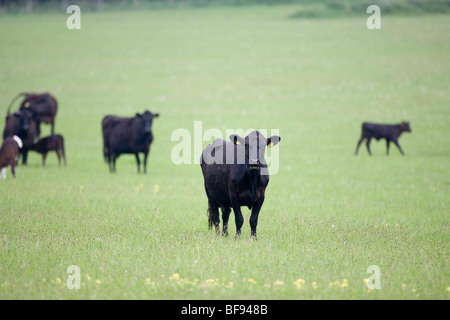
<box><xmin>248</xmin><ymin>159</ymin><xmax>260</xmax><ymax>170</ymax></box>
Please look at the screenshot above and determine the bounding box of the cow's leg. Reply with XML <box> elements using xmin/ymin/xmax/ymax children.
<box><xmin>108</xmin><ymin>153</ymin><xmax>113</xmax><ymax>172</ymax></box>
<box><xmin>11</xmin><ymin>163</ymin><xmax>16</xmax><ymax>178</ymax></box>
<box><xmin>366</xmin><ymin>138</ymin><xmax>372</xmax><ymax>155</ymax></box>
<box><xmin>143</xmin><ymin>150</ymin><xmax>149</xmax><ymax>174</ymax></box>
<box><xmin>36</xmin><ymin>121</ymin><xmax>41</xmax><ymax>138</ymax></box>
<box><xmin>22</xmin><ymin>149</ymin><xmax>28</xmax><ymax>165</ymax></box>
<box><xmin>135</xmin><ymin>153</ymin><xmax>141</xmax><ymax>173</ymax></box>
<box><xmin>56</xmin><ymin>150</ymin><xmax>61</xmax><ymax>166</ymax></box>
<box><xmin>386</xmin><ymin>139</ymin><xmax>390</xmax><ymax>155</ymax></box>
<box><xmin>61</xmin><ymin>147</ymin><xmax>67</xmax><ymax>166</ymax></box>
<box><xmin>393</xmin><ymin>140</ymin><xmax>405</xmax><ymax>155</ymax></box>
<box><xmin>208</xmin><ymin>201</ymin><xmax>220</xmax><ymax>235</ymax></box>
<box><xmin>231</xmin><ymin>200</ymin><xmax>244</xmax><ymax>239</ymax></box>
<box><xmin>355</xmin><ymin>136</ymin><xmax>365</xmax><ymax>155</ymax></box>
<box><xmin>42</xmin><ymin>152</ymin><xmax>47</xmax><ymax>166</ymax></box>
<box><xmin>221</xmin><ymin>207</ymin><xmax>231</xmax><ymax>236</ymax></box>
<box><xmin>112</xmin><ymin>155</ymin><xmax>117</xmax><ymax>172</ymax></box>
<box><xmin>1</xmin><ymin>167</ymin><xmax>6</xmax><ymax>179</ymax></box>
<box><xmin>250</xmin><ymin>196</ymin><xmax>265</xmax><ymax>240</ymax></box>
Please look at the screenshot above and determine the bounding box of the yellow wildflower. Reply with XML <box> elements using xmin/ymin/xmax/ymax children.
<box><xmin>294</xmin><ymin>279</ymin><xmax>305</xmax><ymax>288</ymax></box>
<box><xmin>170</xmin><ymin>273</ymin><xmax>180</xmax><ymax>280</ymax></box>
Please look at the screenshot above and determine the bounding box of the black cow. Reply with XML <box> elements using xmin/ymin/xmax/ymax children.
<box><xmin>3</xmin><ymin>110</ymin><xmax>39</xmax><ymax>165</ymax></box>
<box><xmin>8</xmin><ymin>92</ymin><xmax>58</xmax><ymax>136</ymax></box>
<box><xmin>200</xmin><ymin>131</ymin><xmax>281</xmax><ymax>239</ymax></box>
<box><xmin>355</xmin><ymin>121</ymin><xmax>411</xmax><ymax>156</ymax></box>
<box><xmin>102</xmin><ymin>110</ymin><xmax>159</xmax><ymax>173</ymax></box>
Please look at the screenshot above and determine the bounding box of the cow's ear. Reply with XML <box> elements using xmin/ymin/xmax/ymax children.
<box><xmin>229</xmin><ymin>134</ymin><xmax>244</xmax><ymax>146</ymax></box>
<box><xmin>153</xmin><ymin>113</ymin><xmax>160</xmax><ymax>118</ymax></box>
<box><xmin>267</xmin><ymin>136</ymin><xmax>281</xmax><ymax>147</ymax></box>
<box><xmin>135</xmin><ymin>113</ymin><xmax>142</xmax><ymax>118</ymax></box>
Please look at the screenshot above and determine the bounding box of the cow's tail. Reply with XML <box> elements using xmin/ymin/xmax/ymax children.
<box><xmin>6</xmin><ymin>92</ymin><xmax>28</xmax><ymax>117</ymax></box>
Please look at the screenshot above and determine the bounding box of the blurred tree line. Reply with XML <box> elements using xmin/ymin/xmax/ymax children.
<box><xmin>0</xmin><ymin>0</ymin><xmax>284</xmax><ymax>12</ymax></box>
<box><xmin>1</xmin><ymin>0</ymin><xmax>449</xmax><ymax>14</ymax></box>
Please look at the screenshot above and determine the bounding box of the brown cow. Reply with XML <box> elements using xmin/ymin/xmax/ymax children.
<box><xmin>7</xmin><ymin>92</ymin><xmax>58</xmax><ymax>136</ymax></box>
<box><xmin>30</xmin><ymin>134</ymin><xmax>66</xmax><ymax>166</ymax></box>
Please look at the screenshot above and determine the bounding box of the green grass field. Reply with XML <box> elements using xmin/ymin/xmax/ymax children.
<box><xmin>0</xmin><ymin>5</ymin><xmax>449</xmax><ymax>300</ymax></box>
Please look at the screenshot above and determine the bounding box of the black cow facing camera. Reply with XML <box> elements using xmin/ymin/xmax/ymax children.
<box><xmin>200</xmin><ymin>131</ymin><xmax>281</xmax><ymax>239</ymax></box>
<box><xmin>102</xmin><ymin>110</ymin><xmax>159</xmax><ymax>173</ymax></box>
<box><xmin>355</xmin><ymin>121</ymin><xmax>411</xmax><ymax>156</ymax></box>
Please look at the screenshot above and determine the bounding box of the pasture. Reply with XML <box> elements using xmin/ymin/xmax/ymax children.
<box><xmin>0</xmin><ymin>5</ymin><xmax>449</xmax><ymax>300</ymax></box>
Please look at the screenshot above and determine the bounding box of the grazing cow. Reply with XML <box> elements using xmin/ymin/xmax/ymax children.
<box><xmin>0</xmin><ymin>135</ymin><xmax>23</xmax><ymax>179</ymax></box>
<box><xmin>7</xmin><ymin>92</ymin><xmax>58</xmax><ymax>136</ymax></box>
<box><xmin>200</xmin><ymin>131</ymin><xmax>281</xmax><ymax>239</ymax></box>
<box><xmin>2</xmin><ymin>110</ymin><xmax>39</xmax><ymax>164</ymax></box>
<box><xmin>102</xmin><ymin>110</ymin><xmax>159</xmax><ymax>173</ymax></box>
<box><xmin>30</xmin><ymin>134</ymin><xmax>66</xmax><ymax>166</ymax></box>
<box><xmin>355</xmin><ymin>121</ymin><xmax>411</xmax><ymax>156</ymax></box>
